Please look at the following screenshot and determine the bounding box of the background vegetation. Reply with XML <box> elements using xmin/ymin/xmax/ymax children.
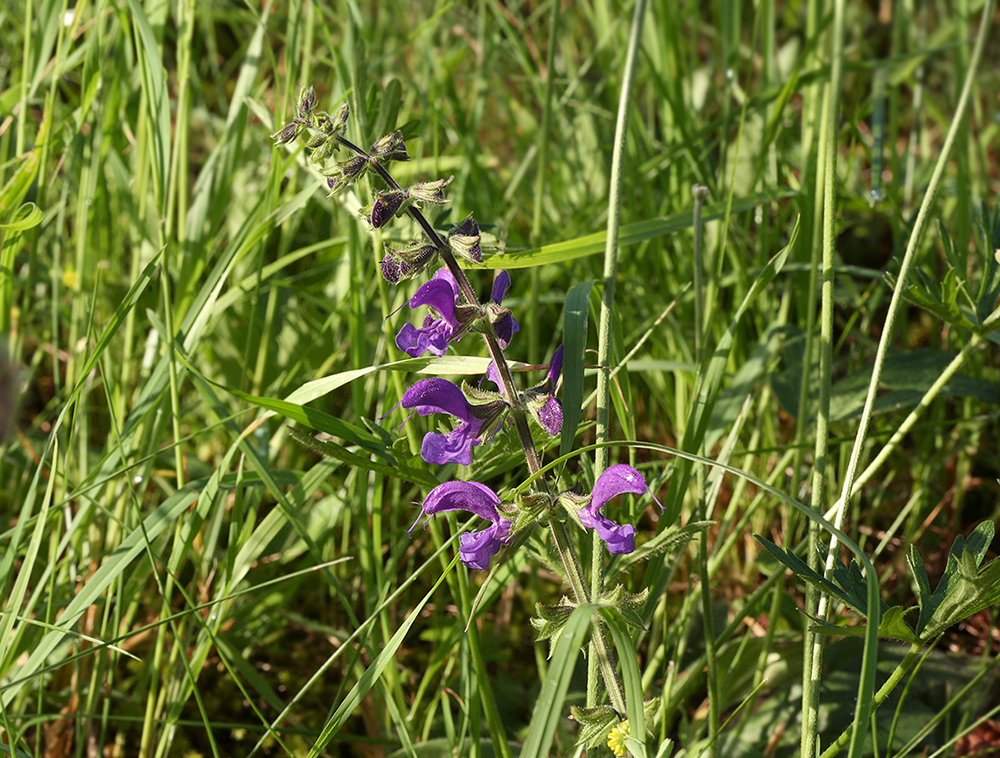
<box><xmin>1</xmin><ymin>0</ymin><xmax>999</xmax><ymax>756</ymax></box>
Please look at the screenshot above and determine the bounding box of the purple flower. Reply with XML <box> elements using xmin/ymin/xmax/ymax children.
<box><xmin>409</xmin><ymin>481</ymin><xmax>511</xmax><ymax>569</ymax></box>
<box><xmin>396</xmin><ymin>269</ymin><xmax>518</xmax><ymax>358</ymax></box>
<box><xmin>578</xmin><ymin>464</ymin><xmax>663</xmax><ymax>555</ymax></box>
<box><xmin>489</xmin><ymin>271</ymin><xmax>519</xmax><ymax>348</ymax></box>
<box><xmin>400</xmin><ymin>378</ymin><xmax>505</xmax><ymax>465</ymax></box>
<box><xmin>395</xmin><ymin>269</ymin><xmax>462</xmax><ymax>357</ymax></box>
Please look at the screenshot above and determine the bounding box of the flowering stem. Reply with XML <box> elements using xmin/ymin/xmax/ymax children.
<box><xmin>328</xmin><ymin>108</ymin><xmax>634</xmax><ymax>714</ymax></box>
<box><xmin>548</xmin><ymin>519</ymin><xmax>627</xmax><ymax>716</ymax></box>
<box><xmin>333</xmin><ymin>134</ymin><xmax>546</xmax><ymax>478</ymax></box>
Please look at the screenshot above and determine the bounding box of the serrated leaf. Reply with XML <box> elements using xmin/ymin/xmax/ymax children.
<box><xmin>610</xmin><ymin>521</ymin><xmax>711</xmax><ymax>579</ymax></box>
<box><xmin>807</xmin><ymin>607</ymin><xmax>917</xmax><ymax>642</ymax></box>
<box><xmin>919</xmin><ymin>521</ymin><xmax>1000</xmax><ymax>639</ymax></box>
<box><xmin>908</xmin><ymin>544</ymin><xmax>934</xmax><ymax>632</ymax></box>
<box><xmin>754</xmin><ymin>536</ymin><xmax>868</xmax><ymax>616</ymax></box>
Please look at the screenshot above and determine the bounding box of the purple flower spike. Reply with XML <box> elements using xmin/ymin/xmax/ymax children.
<box><xmin>578</xmin><ymin>464</ymin><xmax>663</xmax><ymax>555</ymax></box>
<box><xmin>409</xmin><ymin>481</ymin><xmax>511</xmax><ymax>569</ymax></box>
<box><xmin>395</xmin><ymin>269</ymin><xmax>463</xmax><ymax>357</ymax></box>
<box><xmin>401</xmin><ymin>378</ymin><xmax>488</xmax><ymax>466</ymax></box>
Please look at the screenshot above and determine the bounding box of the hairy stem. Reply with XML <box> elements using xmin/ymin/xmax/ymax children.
<box><xmin>333</xmin><ymin>134</ymin><xmax>545</xmax><ymax>477</ymax></box>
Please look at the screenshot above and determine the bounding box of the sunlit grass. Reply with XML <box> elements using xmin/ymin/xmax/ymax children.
<box><xmin>1</xmin><ymin>1</ymin><xmax>998</xmax><ymax>756</ymax></box>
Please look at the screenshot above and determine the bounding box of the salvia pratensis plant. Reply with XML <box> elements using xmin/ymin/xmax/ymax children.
<box><xmin>272</xmin><ymin>84</ymin><xmax>689</xmax><ymax>748</ymax></box>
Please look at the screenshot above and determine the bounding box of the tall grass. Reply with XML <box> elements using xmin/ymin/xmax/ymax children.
<box><xmin>1</xmin><ymin>1</ymin><xmax>998</xmax><ymax>757</ymax></box>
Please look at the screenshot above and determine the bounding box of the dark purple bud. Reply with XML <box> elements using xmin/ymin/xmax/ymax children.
<box><xmin>270</xmin><ymin>122</ymin><xmax>299</xmax><ymax>145</ymax></box>
<box><xmin>546</xmin><ymin>345</ymin><xmax>563</xmax><ymax>389</ymax></box>
<box><xmin>381</xmin><ymin>254</ymin><xmax>404</xmax><ymax>284</ymax></box>
<box><xmin>536</xmin><ymin>396</ymin><xmax>563</xmax><ymax>436</ymax></box>
<box><xmin>370</xmin><ymin>190</ymin><xmax>408</xmax><ymax>228</ymax></box>
<box><xmin>297</xmin><ymin>85</ymin><xmax>316</xmax><ymax>118</ymax></box>
<box><xmin>382</xmin><ymin>242</ymin><xmax>440</xmax><ymax>282</ymax></box>
<box><xmin>488</xmin><ymin>271</ymin><xmax>519</xmax><ymax>348</ymax></box>
<box><xmin>448</xmin><ymin>213</ymin><xmax>482</xmax><ymax>263</ymax></box>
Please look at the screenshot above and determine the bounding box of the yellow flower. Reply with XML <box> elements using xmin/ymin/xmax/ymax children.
<box><xmin>607</xmin><ymin>720</ymin><xmax>630</xmax><ymax>757</ymax></box>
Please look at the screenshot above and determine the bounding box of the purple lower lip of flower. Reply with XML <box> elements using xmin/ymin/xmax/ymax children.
<box><xmin>400</xmin><ymin>378</ymin><xmax>487</xmax><ymax>466</ymax></box>
<box><xmin>578</xmin><ymin>464</ymin><xmax>662</xmax><ymax>554</ymax></box>
<box><xmin>409</xmin><ymin>481</ymin><xmax>512</xmax><ymax>569</ymax></box>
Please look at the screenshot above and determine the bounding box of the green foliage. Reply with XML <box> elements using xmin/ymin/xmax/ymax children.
<box><xmin>757</xmin><ymin>522</ymin><xmax>1000</xmax><ymax>646</ymax></box>
<box><xmin>2</xmin><ymin>1</ymin><xmax>998</xmax><ymax>756</ymax></box>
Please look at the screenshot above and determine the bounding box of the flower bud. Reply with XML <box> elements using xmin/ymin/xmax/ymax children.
<box><xmin>381</xmin><ymin>242</ymin><xmax>439</xmax><ymax>283</ymax></box>
<box><xmin>408</xmin><ymin>176</ymin><xmax>453</xmax><ymax>204</ymax></box>
<box><xmin>270</xmin><ymin>122</ymin><xmax>298</xmax><ymax>145</ymax></box>
<box><xmin>448</xmin><ymin>213</ymin><xmax>482</xmax><ymax>263</ymax></box>
<box><xmin>297</xmin><ymin>85</ymin><xmax>316</xmax><ymax>118</ymax></box>
<box><xmin>368</xmin><ymin>190</ymin><xmax>408</xmax><ymax>228</ymax></box>
<box><xmin>369</xmin><ymin>131</ymin><xmax>409</xmax><ymax>162</ymax></box>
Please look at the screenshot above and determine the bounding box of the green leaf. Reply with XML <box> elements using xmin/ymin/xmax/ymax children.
<box><xmin>286</xmin><ymin>427</ymin><xmax>437</xmax><ymax>487</ymax></box>
<box><xmin>305</xmin><ymin>566</ymin><xmax>455</xmax><ymax>758</ymax></box>
<box><xmin>662</xmin><ymin>217</ymin><xmax>798</xmax><ymax>526</ymax></box>
<box><xmin>561</xmin><ymin>280</ymin><xmax>594</xmax><ymax>458</ymax></box>
<box><xmin>0</xmin><ymin>202</ymin><xmax>42</xmax><ymax>232</ymax></box>
<box><xmin>475</xmin><ymin>188</ymin><xmax>798</xmax><ymax>270</ymax></box>
<box><xmin>920</xmin><ymin>521</ymin><xmax>1000</xmax><ymax>639</ymax></box>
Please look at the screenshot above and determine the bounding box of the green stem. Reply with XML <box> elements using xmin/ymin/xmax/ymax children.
<box><xmin>589</xmin><ymin>0</ymin><xmax>647</xmax><ymax>711</ymax></box>
<box><xmin>815</xmin><ymin>3</ymin><xmax>994</xmax><ymax>757</ymax></box>
<box><xmin>818</xmin><ymin>644</ymin><xmax>925</xmax><ymax>758</ymax></box>
<box><xmin>802</xmin><ymin>6</ymin><xmax>841</xmax><ymax>756</ymax></box>
<box><xmin>691</xmin><ymin>184</ymin><xmax>719</xmax><ymax>755</ymax></box>
<box><xmin>548</xmin><ymin>519</ymin><xmax>626</xmax><ymax>717</ymax></box>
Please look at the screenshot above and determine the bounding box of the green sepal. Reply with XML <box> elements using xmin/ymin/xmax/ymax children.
<box><xmin>570</xmin><ymin>698</ymin><xmax>659</xmax><ymax>750</ymax></box>
<box><xmin>597</xmin><ymin>585</ymin><xmax>649</xmax><ymax>631</ymax></box>
<box><xmin>531</xmin><ymin>597</ymin><xmax>577</xmax><ymax>643</ymax></box>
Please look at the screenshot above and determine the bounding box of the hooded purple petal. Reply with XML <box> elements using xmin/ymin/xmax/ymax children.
<box><xmin>417</xmin><ymin>480</ymin><xmax>502</xmax><ymax>523</ymax></box>
<box><xmin>410</xmin><ymin>276</ymin><xmax>460</xmax><ymax>323</ymax></box>
<box><xmin>401</xmin><ymin>378</ymin><xmax>473</xmax><ymax>421</ymax></box>
<box><xmin>395</xmin><ymin>272</ymin><xmax>463</xmax><ymax>358</ymax></box>
<box><xmin>590</xmin><ymin>464</ymin><xmax>663</xmax><ymax>512</ymax></box>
